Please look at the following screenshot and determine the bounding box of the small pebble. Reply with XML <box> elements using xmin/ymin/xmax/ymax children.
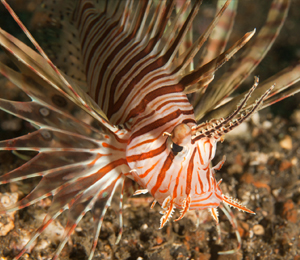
<box><xmin>291</xmin><ymin>109</ymin><xmax>300</xmax><ymax>124</ymax></box>
<box><xmin>253</xmin><ymin>224</ymin><xmax>265</xmax><ymax>235</ymax></box>
<box><xmin>291</xmin><ymin>157</ymin><xmax>298</xmax><ymax>166</ymax></box>
<box><xmin>249</xmin><ymin>152</ymin><xmax>269</xmax><ymax>165</ymax></box>
<box><xmin>279</xmin><ymin>160</ymin><xmax>292</xmax><ymax>171</ymax></box>
<box><xmin>262</xmin><ymin>120</ymin><xmax>272</xmax><ymax>129</ymax></box>
<box><xmin>282</xmin><ymin>199</ymin><xmax>298</xmax><ymax>223</ymax></box>
<box><xmin>75</xmin><ymin>226</ymin><xmax>83</xmax><ymax>232</ymax></box>
<box><xmin>0</xmin><ymin>192</ymin><xmax>18</xmax><ymax>236</ymax></box>
<box><xmin>251</xmin><ymin>112</ymin><xmax>260</xmax><ymax>126</ymax></box>
<box><xmin>272</xmin><ymin>188</ymin><xmax>281</xmax><ymax>198</ymax></box>
<box><xmin>34</xmin><ymin>239</ymin><xmax>50</xmax><ymax>252</ymax></box>
<box><xmin>251</xmin><ymin>127</ymin><xmax>260</xmax><ymax>137</ymax></box>
<box><xmin>141</xmin><ymin>224</ymin><xmax>148</xmax><ymax>230</ymax></box>
<box><xmin>279</xmin><ymin>135</ymin><xmax>292</xmax><ymax>150</ymax></box>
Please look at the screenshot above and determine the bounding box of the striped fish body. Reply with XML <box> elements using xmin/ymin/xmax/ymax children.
<box><xmin>72</xmin><ymin>0</ymin><xmax>225</xmax><ymax>217</ymax></box>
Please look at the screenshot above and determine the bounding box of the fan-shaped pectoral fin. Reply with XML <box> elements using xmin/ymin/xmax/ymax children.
<box><xmin>222</xmin><ymin>195</ymin><xmax>255</xmax><ymax>214</ymax></box>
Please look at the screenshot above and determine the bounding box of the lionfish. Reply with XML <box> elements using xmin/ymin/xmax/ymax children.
<box><xmin>0</xmin><ymin>0</ymin><xmax>299</xmax><ymax>259</ymax></box>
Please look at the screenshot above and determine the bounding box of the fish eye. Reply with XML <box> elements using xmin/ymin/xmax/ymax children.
<box><xmin>171</xmin><ymin>142</ymin><xmax>183</xmax><ymax>155</ymax></box>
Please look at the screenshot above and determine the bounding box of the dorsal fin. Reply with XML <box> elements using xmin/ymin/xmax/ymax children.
<box><xmin>32</xmin><ymin>0</ymin><xmax>87</xmax><ymax>90</ymax></box>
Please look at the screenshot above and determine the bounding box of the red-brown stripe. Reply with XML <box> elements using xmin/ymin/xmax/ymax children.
<box><xmin>197</xmin><ymin>172</ymin><xmax>204</xmax><ymax>195</ymax></box>
<box><xmin>206</xmin><ymin>169</ymin><xmax>211</xmax><ymax>192</ymax></box>
<box><xmin>85</xmin><ymin>20</ymin><xmax>120</xmax><ymax>74</ymax></box>
<box><xmin>73</xmin><ymin>1</ymin><xmax>95</xmax><ymax>27</ymax></box>
<box><xmin>197</xmin><ymin>146</ymin><xmax>204</xmax><ymax>165</ymax></box>
<box><xmin>139</xmin><ymin>160</ymin><xmax>160</xmax><ymax>179</ymax></box>
<box><xmin>151</xmin><ymin>152</ymin><xmax>175</xmax><ymax>196</ymax></box>
<box><xmin>186</xmin><ymin>148</ymin><xmax>196</xmax><ymax>196</ymax></box>
<box><xmin>126</xmin><ymin>142</ymin><xmax>167</xmax><ymax>163</ymax></box>
<box><xmin>173</xmin><ymin>164</ymin><xmax>184</xmax><ymax>199</ymax></box>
